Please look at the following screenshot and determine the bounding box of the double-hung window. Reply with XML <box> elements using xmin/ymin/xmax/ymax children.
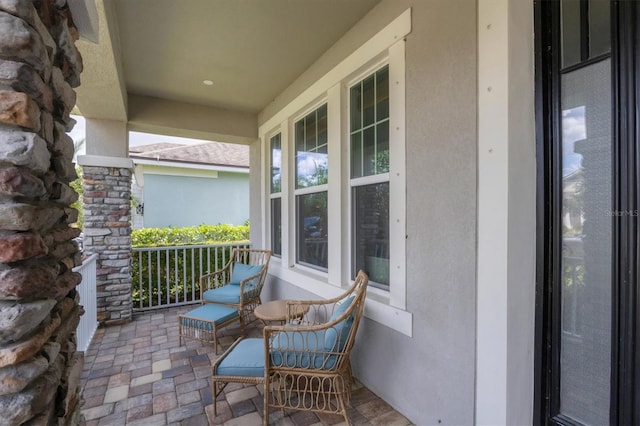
<box><xmin>260</xmin><ymin>10</ymin><xmax>410</xmax><ymax>334</ymax></box>
<box><xmin>294</xmin><ymin>104</ymin><xmax>328</xmax><ymax>270</ymax></box>
<box><xmin>269</xmin><ymin>133</ymin><xmax>282</xmax><ymax>257</ymax></box>
<box><xmin>350</xmin><ymin>65</ymin><xmax>390</xmax><ymax>288</ymax></box>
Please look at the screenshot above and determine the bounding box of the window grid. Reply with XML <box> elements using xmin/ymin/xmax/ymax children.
<box><xmin>350</xmin><ymin>66</ymin><xmax>389</xmax><ymax>179</ymax></box>
<box><xmin>295</xmin><ymin>104</ymin><xmax>328</xmax><ymax>189</ymax></box>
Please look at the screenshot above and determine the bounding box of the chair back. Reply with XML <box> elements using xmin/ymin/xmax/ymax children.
<box><xmin>267</xmin><ymin>270</ymin><xmax>368</xmax><ymax>371</ymax></box>
<box><xmin>230</xmin><ymin>248</ymin><xmax>272</xmax><ymax>298</ymax></box>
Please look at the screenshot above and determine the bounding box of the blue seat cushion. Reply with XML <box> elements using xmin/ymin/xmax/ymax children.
<box><xmin>270</xmin><ymin>329</ymin><xmax>338</xmax><ymax>370</ymax></box>
<box><xmin>215</xmin><ymin>338</ymin><xmax>265</xmax><ymax>377</ymax></box>
<box><xmin>202</xmin><ymin>285</ymin><xmax>242</xmax><ymax>304</ymax></box>
<box><xmin>181</xmin><ymin>304</ymin><xmax>239</xmax><ymax>331</ymax></box>
<box><xmin>230</xmin><ymin>262</ymin><xmax>264</xmax><ymax>285</ymax></box>
<box><xmin>324</xmin><ymin>296</ymin><xmax>355</xmax><ymax>352</ymax></box>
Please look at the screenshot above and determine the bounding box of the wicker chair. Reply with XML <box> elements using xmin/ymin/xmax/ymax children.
<box><xmin>199</xmin><ymin>248</ymin><xmax>272</xmax><ymax>335</ymax></box>
<box><xmin>211</xmin><ymin>270</ymin><xmax>368</xmax><ymax>425</ymax></box>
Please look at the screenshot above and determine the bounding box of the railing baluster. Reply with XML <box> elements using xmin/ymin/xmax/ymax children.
<box><xmin>165</xmin><ymin>249</ymin><xmax>170</xmax><ymax>306</ymax></box>
<box><xmin>174</xmin><ymin>248</ymin><xmax>178</xmax><ymax>304</ymax></box>
<box><xmin>198</xmin><ymin>247</ymin><xmax>203</xmax><ymax>299</ymax></box>
<box><xmin>131</xmin><ymin>242</ymin><xmax>251</xmax><ymax>311</ymax></box>
<box><xmin>191</xmin><ymin>247</ymin><xmax>196</xmax><ymax>302</ymax></box>
<box><xmin>156</xmin><ymin>249</ymin><xmax>161</xmax><ymax>307</ymax></box>
<box><xmin>147</xmin><ymin>251</ymin><xmax>152</xmax><ymax>309</ymax></box>
<box><xmin>137</xmin><ymin>251</ymin><xmax>142</xmax><ymax>310</ymax></box>
<box><xmin>182</xmin><ymin>248</ymin><xmax>187</xmax><ymax>304</ymax></box>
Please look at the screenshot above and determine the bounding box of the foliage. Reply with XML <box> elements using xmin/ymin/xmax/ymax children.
<box><xmin>70</xmin><ymin>166</ymin><xmax>83</xmax><ymax>228</ymax></box>
<box><xmin>132</xmin><ymin>224</ymin><xmax>250</xmax><ymax>248</ymax></box>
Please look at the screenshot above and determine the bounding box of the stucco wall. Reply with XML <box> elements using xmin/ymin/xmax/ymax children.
<box><xmin>257</xmin><ymin>1</ymin><xmax>478</xmax><ymax>424</ymax></box>
<box><xmin>143</xmin><ymin>172</ymin><xmax>249</xmax><ymax>227</ymax></box>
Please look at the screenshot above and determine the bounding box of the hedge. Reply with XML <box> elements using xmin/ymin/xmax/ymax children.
<box><xmin>132</xmin><ymin>224</ymin><xmax>249</xmax><ymax>247</ymax></box>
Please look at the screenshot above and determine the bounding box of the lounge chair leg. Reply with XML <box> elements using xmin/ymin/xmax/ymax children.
<box><xmin>212</xmin><ymin>380</ymin><xmax>217</xmax><ymax>416</ymax></box>
<box><xmin>263</xmin><ymin>380</ymin><xmax>269</xmax><ymax>426</ymax></box>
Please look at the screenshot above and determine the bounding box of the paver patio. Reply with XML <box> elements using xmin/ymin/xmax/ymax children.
<box><xmin>80</xmin><ymin>306</ymin><xmax>412</xmax><ymax>425</ymax></box>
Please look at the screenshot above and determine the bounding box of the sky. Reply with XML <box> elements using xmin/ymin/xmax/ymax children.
<box><xmin>561</xmin><ymin>106</ymin><xmax>586</xmax><ymax>177</ymax></box>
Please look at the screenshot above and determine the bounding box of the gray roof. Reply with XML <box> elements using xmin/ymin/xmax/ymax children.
<box><xmin>129</xmin><ymin>141</ymin><xmax>249</xmax><ymax>168</ymax></box>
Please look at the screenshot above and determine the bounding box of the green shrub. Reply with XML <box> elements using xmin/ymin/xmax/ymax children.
<box><xmin>132</xmin><ymin>224</ymin><xmax>249</xmax><ymax>247</ymax></box>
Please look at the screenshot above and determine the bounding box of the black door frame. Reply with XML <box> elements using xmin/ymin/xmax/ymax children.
<box><xmin>534</xmin><ymin>0</ymin><xmax>640</xmax><ymax>424</ymax></box>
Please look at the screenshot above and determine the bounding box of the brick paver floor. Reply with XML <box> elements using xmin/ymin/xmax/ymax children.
<box><xmin>80</xmin><ymin>306</ymin><xmax>412</xmax><ymax>425</ymax></box>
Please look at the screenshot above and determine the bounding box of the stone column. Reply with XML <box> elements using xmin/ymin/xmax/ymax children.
<box><xmin>0</xmin><ymin>0</ymin><xmax>84</xmax><ymax>423</ymax></box>
<box><xmin>79</xmin><ymin>158</ymin><xmax>133</xmax><ymax>326</ymax></box>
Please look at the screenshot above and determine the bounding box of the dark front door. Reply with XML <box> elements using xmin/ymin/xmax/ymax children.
<box><xmin>535</xmin><ymin>1</ymin><xmax>640</xmax><ymax>424</ymax></box>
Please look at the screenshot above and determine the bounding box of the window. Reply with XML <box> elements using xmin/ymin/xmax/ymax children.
<box><xmin>295</xmin><ymin>105</ymin><xmax>328</xmax><ymax>270</ymax></box>
<box><xmin>350</xmin><ymin>66</ymin><xmax>390</xmax><ymax>288</ymax></box>
<box><xmin>270</xmin><ymin>133</ymin><xmax>282</xmax><ymax>256</ymax></box>
<box><xmin>258</xmin><ymin>10</ymin><xmax>411</xmax><ymax>335</ymax></box>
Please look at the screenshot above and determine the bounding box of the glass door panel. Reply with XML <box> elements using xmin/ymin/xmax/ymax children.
<box><xmin>559</xmin><ymin>59</ymin><xmax>612</xmax><ymax>426</ymax></box>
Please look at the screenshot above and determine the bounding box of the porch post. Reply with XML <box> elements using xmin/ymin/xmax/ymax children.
<box><xmin>476</xmin><ymin>0</ymin><xmax>535</xmax><ymax>424</ymax></box>
<box><xmin>78</xmin><ymin>119</ymin><xmax>133</xmax><ymax>325</ymax></box>
<box><xmin>0</xmin><ymin>0</ymin><xmax>85</xmax><ymax>423</ymax></box>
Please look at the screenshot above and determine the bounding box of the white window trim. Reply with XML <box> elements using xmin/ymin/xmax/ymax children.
<box><xmin>259</xmin><ymin>8</ymin><xmax>412</xmax><ymax>337</ymax></box>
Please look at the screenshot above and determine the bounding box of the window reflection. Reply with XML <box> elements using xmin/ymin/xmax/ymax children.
<box><xmin>353</xmin><ymin>183</ymin><xmax>389</xmax><ymax>288</ymax></box>
<box><xmin>296</xmin><ymin>192</ymin><xmax>328</xmax><ymax>270</ymax></box>
<box><xmin>559</xmin><ymin>60</ymin><xmax>611</xmax><ymax>425</ymax></box>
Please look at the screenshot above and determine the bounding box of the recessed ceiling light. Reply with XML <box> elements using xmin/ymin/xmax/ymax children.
<box><xmin>203</xmin><ymin>80</ymin><xmax>214</xmax><ymax>86</ymax></box>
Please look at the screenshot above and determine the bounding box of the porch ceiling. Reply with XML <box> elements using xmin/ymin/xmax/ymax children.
<box><xmin>74</xmin><ymin>0</ymin><xmax>382</xmax><ymax>129</ymax></box>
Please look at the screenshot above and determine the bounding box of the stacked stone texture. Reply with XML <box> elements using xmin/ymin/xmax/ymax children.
<box><xmin>0</xmin><ymin>0</ymin><xmax>84</xmax><ymax>424</ymax></box>
<box><xmin>82</xmin><ymin>167</ymin><xmax>132</xmax><ymax>326</ymax></box>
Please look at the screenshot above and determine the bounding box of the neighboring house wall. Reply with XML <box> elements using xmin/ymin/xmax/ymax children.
<box><xmin>256</xmin><ymin>1</ymin><xmax>479</xmax><ymax>424</ymax></box>
<box><xmin>140</xmin><ymin>167</ymin><xmax>249</xmax><ymax>228</ymax></box>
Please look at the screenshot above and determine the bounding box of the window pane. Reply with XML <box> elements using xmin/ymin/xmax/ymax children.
<box><xmin>305</xmin><ymin>112</ymin><xmax>317</xmax><ymax>149</ymax></box>
<box><xmin>317</xmin><ymin>104</ymin><xmax>328</xmax><ymax>147</ymax></box>
<box><xmin>270</xmin><ymin>134</ymin><xmax>281</xmax><ymax>193</ymax></box>
<box><xmin>271</xmin><ymin>198</ymin><xmax>281</xmax><ymax>256</ymax></box>
<box><xmin>351</xmin><ymin>133</ymin><xmax>362</xmax><ymax>179</ymax></box>
<box><xmin>560</xmin><ymin>59</ymin><xmax>611</xmax><ymax>426</ymax></box>
<box><xmin>295</xmin><ymin>105</ymin><xmax>328</xmax><ymax>189</ymax></box>
<box><xmin>363</xmin><ymin>126</ymin><xmax>375</xmax><ymax>176</ymax></box>
<box><xmin>561</xmin><ymin>0</ymin><xmax>582</xmax><ymax>68</ymax></box>
<box><xmin>363</xmin><ymin>75</ymin><xmax>375</xmax><ymax>127</ymax></box>
<box><xmin>376</xmin><ymin>66</ymin><xmax>389</xmax><ymax>122</ymax></box>
<box><xmin>352</xmin><ymin>183</ymin><xmax>389</xmax><ymax>288</ymax></box>
<box><xmin>351</xmin><ymin>83</ymin><xmax>362</xmax><ymax>131</ymax></box>
<box><xmin>376</xmin><ymin>121</ymin><xmax>389</xmax><ymax>174</ymax></box>
<box><xmin>295</xmin><ymin>121</ymin><xmax>305</xmax><ymax>152</ymax></box>
<box><xmin>589</xmin><ymin>0</ymin><xmax>610</xmax><ymax>58</ymax></box>
<box><xmin>296</xmin><ymin>192</ymin><xmax>328</xmax><ymax>270</ymax></box>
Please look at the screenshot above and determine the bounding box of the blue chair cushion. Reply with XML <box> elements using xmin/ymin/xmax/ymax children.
<box><xmin>215</xmin><ymin>338</ymin><xmax>265</xmax><ymax>377</ymax></box>
<box><xmin>270</xmin><ymin>329</ymin><xmax>338</xmax><ymax>370</ymax></box>
<box><xmin>324</xmin><ymin>296</ymin><xmax>355</xmax><ymax>352</ymax></box>
<box><xmin>181</xmin><ymin>304</ymin><xmax>239</xmax><ymax>331</ymax></box>
<box><xmin>202</xmin><ymin>285</ymin><xmax>242</xmax><ymax>304</ymax></box>
<box><xmin>230</xmin><ymin>262</ymin><xmax>264</xmax><ymax>285</ymax></box>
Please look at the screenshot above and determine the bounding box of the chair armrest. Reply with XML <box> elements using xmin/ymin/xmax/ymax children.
<box><xmin>199</xmin><ymin>264</ymin><xmax>232</xmax><ymax>299</ymax></box>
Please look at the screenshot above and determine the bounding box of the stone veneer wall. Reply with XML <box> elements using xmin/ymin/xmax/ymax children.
<box><xmin>82</xmin><ymin>166</ymin><xmax>132</xmax><ymax>326</ymax></box>
<box><xmin>0</xmin><ymin>0</ymin><xmax>84</xmax><ymax>424</ymax></box>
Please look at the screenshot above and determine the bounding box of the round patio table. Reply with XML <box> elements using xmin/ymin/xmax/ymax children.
<box><xmin>255</xmin><ymin>300</ymin><xmax>309</xmax><ymax>324</ymax></box>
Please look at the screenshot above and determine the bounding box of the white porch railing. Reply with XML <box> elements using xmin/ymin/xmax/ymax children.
<box><xmin>74</xmin><ymin>253</ymin><xmax>98</xmax><ymax>352</ymax></box>
<box><xmin>132</xmin><ymin>242</ymin><xmax>250</xmax><ymax>311</ymax></box>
